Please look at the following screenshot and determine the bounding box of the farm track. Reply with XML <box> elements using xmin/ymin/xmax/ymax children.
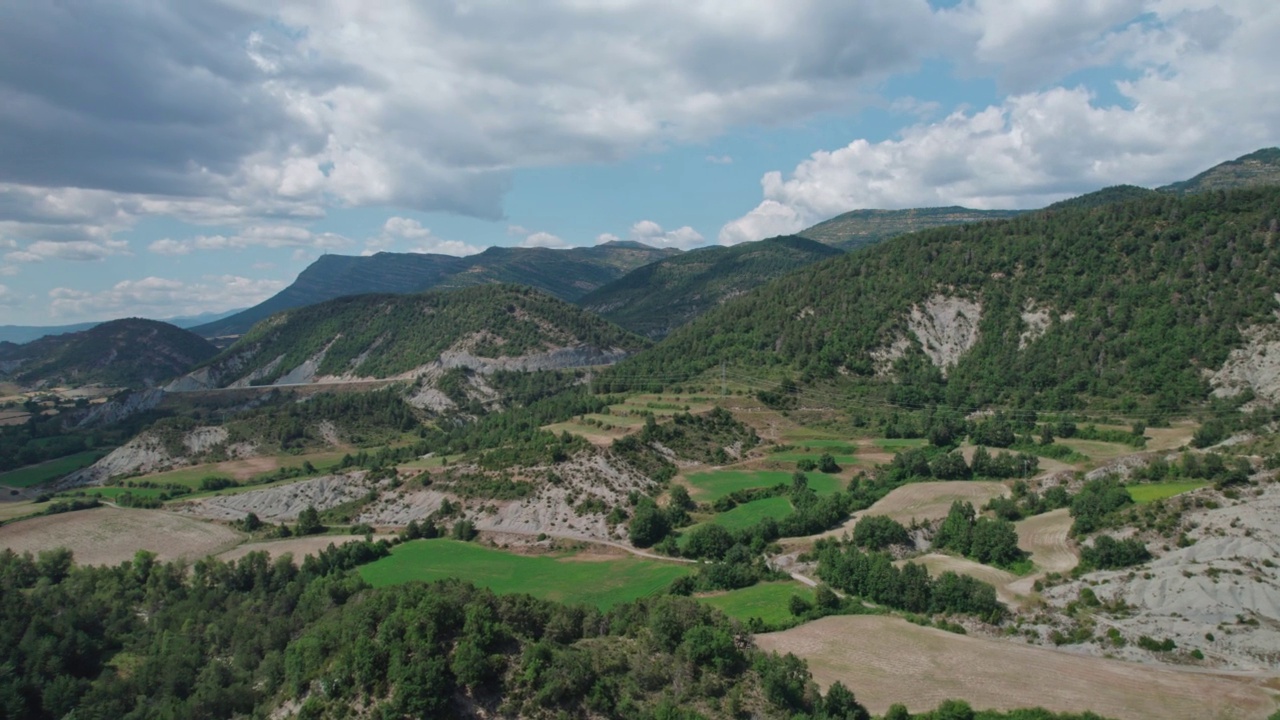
<box><xmin>757</xmin><ymin>615</ymin><xmax>1280</xmax><ymax>720</ymax></box>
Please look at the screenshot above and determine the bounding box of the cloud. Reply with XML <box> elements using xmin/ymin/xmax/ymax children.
<box><xmin>48</xmin><ymin>275</ymin><xmax>287</xmax><ymax>321</ymax></box>
<box><xmin>518</xmin><ymin>232</ymin><xmax>569</xmax><ymax>250</ymax></box>
<box><xmin>0</xmin><ymin>0</ymin><xmax>945</xmax><ymax>243</ymax></box>
<box><xmin>706</xmin><ymin>155</ymin><xmax>733</xmax><ymax>165</ymax></box>
<box><xmin>628</xmin><ymin>220</ymin><xmax>706</xmax><ymax>250</ymax></box>
<box><xmin>362</xmin><ymin>217</ymin><xmax>481</xmax><ymax>257</ymax></box>
<box><xmin>595</xmin><ymin>233</ymin><xmax>622</xmax><ymax>245</ymax></box>
<box><xmin>722</xmin><ymin>1</ymin><xmax>1280</xmax><ymax>243</ymax></box>
<box><xmin>0</xmin><ymin>284</ymin><xmax>20</xmax><ymax>307</ymax></box>
<box><xmin>148</xmin><ymin>226</ymin><xmax>349</xmax><ymax>255</ymax></box>
<box><xmin>6</xmin><ymin>239</ymin><xmax>130</xmax><ymax>262</ymax></box>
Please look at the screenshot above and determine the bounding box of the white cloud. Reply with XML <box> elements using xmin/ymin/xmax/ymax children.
<box><xmin>0</xmin><ymin>0</ymin><xmax>945</xmax><ymax>248</ymax></box>
<box><xmin>722</xmin><ymin>1</ymin><xmax>1280</xmax><ymax>243</ymax></box>
<box><xmin>362</xmin><ymin>217</ymin><xmax>481</xmax><ymax>257</ymax></box>
<box><xmin>595</xmin><ymin>233</ymin><xmax>622</xmax><ymax>245</ymax></box>
<box><xmin>48</xmin><ymin>275</ymin><xmax>287</xmax><ymax>321</ymax></box>
<box><xmin>706</xmin><ymin>155</ymin><xmax>733</xmax><ymax>165</ymax></box>
<box><xmin>519</xmin><ymin>232</ymin><xmax>569</xmax><ymax>250</ymax></box>
<box><xmin>0</xmin><ymin>284</ymin><xmax>20</xmax><ymax>307</ymax></box>
<box><xmin>149</xmin><ymin>225</ymin><xmax>349</xmax><ymax>255</ymax></box>
<box><xmin>5</xmin><ymin>239</ymin><xmax>130</xmax><ymax>263</ymax></box>
<box><xmin>628</xmin><ymin>220</ymin><xmax>707</xmax><ymax>250</ymax></box>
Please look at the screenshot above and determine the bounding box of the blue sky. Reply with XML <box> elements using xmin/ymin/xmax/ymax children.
<box><xmin>1</xmin><ymin>1</ymin><xmax>1277</xmax><ymax>325</ymax></box>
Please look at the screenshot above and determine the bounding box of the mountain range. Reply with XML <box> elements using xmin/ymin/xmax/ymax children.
<box><xmin>191</xmin><ymin>241</ymin><xmax>679</xmax><ymax>338</ymax></box>
<box><xmin>0</xmin><ymin>318</ymin><xmax>217</xmax><ymax>389</ymax></box>
<box><xmin>170</xmin><ymin>284</ymin><xmax>647</xmax><ymax>392</ymax></box>
<box><xmin>577</xmin><ymin>235</ymin><xmax>843</xmax><ymax>338</ymax></box>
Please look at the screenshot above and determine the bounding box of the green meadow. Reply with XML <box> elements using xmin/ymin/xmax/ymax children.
<box><xmin>0</xmin><ymin>451</ymin><xmax>106</xmax><ymax>488</ymax></box>
<box><xmin>358</xmin><ymin>539</ymin><xmax>692</xmax><ymax>609</ymax></box>
<box><xmin>683</xmin><ymin>470</ymin><xmax>842</xmax><ymax>501</ymax></box>
<box><xmin>1126</xmin><ymin>481</ymin><xmax>1208</xmax><ymax>504</ymax></box>
<box><xmin>698</xmin><ymin>581</ymin><xmax>815</xmax><ymax>626</ymax></box>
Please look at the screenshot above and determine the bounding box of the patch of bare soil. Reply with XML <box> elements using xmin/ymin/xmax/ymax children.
<box><xmin>1039</xmin><ymin>483</ymin><xmax>1280</xmax><ymax>672</ymax></box>
<box><xmin>0</xmin><ymin>507</ymin><xmax>242</xmax><ymax>566</ymax></box>
<box><xmin>757</xmin><ymin>615</ymin><xmax>1279</xmax><ymax>720</ymax></box>
<box><xmin>175</xmin><ymin>472</ymin><xmax>373</xmax><ymax>522</ymax></box>
<box><xmin>217</xmin><ymin>535</ymin><xmax>376</xmax><ymax>564</ymax></box>
<box><xmin>901</xmin><ymin>553</ymin><xmax>1020</xmax><ymax>605</ymax></box>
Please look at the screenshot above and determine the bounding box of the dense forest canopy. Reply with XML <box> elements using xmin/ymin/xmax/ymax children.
<box><xmin>605</xmin><ymin>187</ymin><xmax>1280</xmax><ymax>414</ymax></box>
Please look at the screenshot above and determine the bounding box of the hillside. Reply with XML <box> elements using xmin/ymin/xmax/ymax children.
<box><xmin>192</xmin><ymin>241</ymin><xmax>680</xmax><ymax>337</ymax></box>
<box><xmin>171</xmin><ymin>284</ymin><xmax>648</xmax><ymax>390</ymax></box>
<box><xmin>604</xmin><ymin>187</ymin><xmax>1280</xmax><ymax>413</ymax></box>
<box><xmin>1042</xmin><ymin>185</ymin><xmax>1159</xmax><ymax>211</ymax></box>
<box><xmin>1160</xmin><ymin>147</ymin><xmax>1280</xmax><ymax>195</ymax></box>
<box><xmin>577</xmin><ymin>235</ymin><xmax>844</xmax><ymax>338</ymax></box>
<box><xmin>0</xmin><ymin>318</ymin><xmax>217</xmax><ymax>389</ymax></box>
<box><xmin>798</xmin><ymin>206</ymin><xmax>1022</xmax><ymax>250</ymax></box>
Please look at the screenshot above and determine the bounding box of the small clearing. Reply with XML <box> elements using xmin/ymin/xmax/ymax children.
<box><xmin>907</xmin><ymin>294</ymin><xmax>983</xmax><ymax>374</ymax></box>
<box><xmin>757</xmin><ymin>615</ymin><xmax>1278</xmax><ymax>720</ymax></box>
<box><xmin>0</xmin><ymin>507</ymin><xmax>242</xmax><ymax>566</ymax></box>
<box><xmin>698</xmin><ymin>581</ymin><xmax>815</xmax><ymax>626</ymax></box>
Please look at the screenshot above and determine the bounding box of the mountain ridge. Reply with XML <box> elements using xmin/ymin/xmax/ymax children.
<box><xmin>577</xmin><ymin>235</ymin><xmax>844</xmax><ymax>339</ymax></box>
<box><xmin>0</xmin><ymin>318</ymin><xmax>218</xmax><ymax>389</ymax></box>
<box><xmin>173</xmin><ymin>284</ymin><xmax>648</xmax><ymax>392</ymax></box>
<box><xmin>192</xmin><ymin>243</ymin><xmax>680</xmax><ymax>338</ymax></box>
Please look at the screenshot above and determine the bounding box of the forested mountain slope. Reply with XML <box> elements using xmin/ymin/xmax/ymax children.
<box><xmin>0</xmin><ymin>318</ymin><xmax>217</xmax><ymax>389</ymax></box>
<box><xmin>798</xmin><ymin>207</ymin><xmax>1022</xmax><ymax>251</ymax></box>
<box><xmin>193</xmin><ymin>242</ymin><xmax>680</xmax><ymax>337</ymax></box>
<box><xmin>1160</xmin><ymin>147</ymin><xmax>1280</xmax><ymax>195</ymax></box>
<box><xmin>577</xmin><ymin>235</ymin><xmax>843</xmax><ymax>338</ymax></box>
<box><xmin>171</xmin><ymin>285</ymin><xmax>647</xmax><ymax>390</ymax></box>
<box><xmin>604</xmin><ymin>187</ymin><xmax>1280</xmax><ymax>413</ymax></box>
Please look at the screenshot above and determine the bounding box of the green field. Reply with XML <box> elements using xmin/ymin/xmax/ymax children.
<box><xmin>873</xmin><ymin>438</ymin><xmax>929</xmax><ymax>450</ymax></box>
<box><xmin>1126</xmin><ymin>481</ymin><xmax>1208</xmax><ymax>504</ymax></box>
<box><xmin>78</xmin><ymin>486</ymin><xmax>173</xmax><ymax>501</ymax></box>
<box><xmin>767</xmin><ymin>450</ymin><xmax>860</xmax><ymax>465</ymax></box>
<box><xmin>699</xmin><ymin>581</ymin><xmax>815</xmax><ymax>626</ymax></box>
<box><xmin>0</xmin><ymin>451</ymin><xmax>106</xmax><ymax>488</ymax></box>
<box><xmin>683</xmin><ymin>470</ymin><xmax>842</xmax><ymax>501</ymax></box>
<box><xmin>358</xmin><ymin>539</ymin><xmax>692</xmax><ymax>609</ymax></box>
<box><xmin>705</xmin><ymin>496</ymin><xmax>794</xmax><ymax>532</ymax></box>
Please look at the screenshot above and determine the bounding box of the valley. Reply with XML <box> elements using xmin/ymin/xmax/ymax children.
<box><xmin>4</xmin><ymin>162</ymin><xmax>1280</xmax><ymax>719</ymax></box>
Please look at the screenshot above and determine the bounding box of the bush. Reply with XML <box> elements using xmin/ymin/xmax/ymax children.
<box><xmin>852</xmin><ymin>515</ymin><xmax>910</xmax><ymax>550</ymax></box>
<box><xmin>1081</xmin><ymin>535</ymin><xmax>1151</xmax><ymax>570</ymax></box>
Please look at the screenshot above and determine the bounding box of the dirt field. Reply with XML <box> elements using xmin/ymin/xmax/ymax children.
<box><xmin>801</xmin><ymin>481</ymin><xmax>1010</xmax><ymax>544</ymax></box>
<box><xmin>217</xmin><ymin>535</ymin><xmax>373</xmax><ymax>564</ymax></box>
<box><xmin>903</xmin><ymin>553</ymin><xmax>1021</xmax><ymax>605</ymax></box>
<box><xmin>757</xmin><ymin>616</ymin><xmax>1280</xmax><ymax>720</ymax></box>
<box><xmin>1016</xmin><ymin>508</ymin><xmax>1076</xmax><ymax>573</ymax></box>
<box><xmin>1146</xmin><ymin>422</ymin><xmax>1196</xmax><ymax>451</ymax></box>
<box><xmin>0</xmin><ymin>507</ymin><xmax>242</xmax><ymax>566</ymax></box>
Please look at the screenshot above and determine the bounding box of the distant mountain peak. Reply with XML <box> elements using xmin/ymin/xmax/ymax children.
<box><xmin>1160</xmin><ymin>147</ymin><xmax>1280</xmax><ymax>195</ymax></box>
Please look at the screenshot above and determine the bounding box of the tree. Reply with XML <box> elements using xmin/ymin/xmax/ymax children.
<box><xmin>669</xmin><ymin>484</ymin><xmax>695</xmax><ymax>512</ymax></box>
<box><xmin>789</xmin><ymin>594</ymin><xmax>813</xmax><ymax>616</ymax></box>
<box><xmin>818</xmin><ymin>453</ymin><xmax>841</xmax><ymax>473</ymax></box>
<box><xmin>295</xmin><ymin>506</ymin><xmax>324</xmax><ymax>536</ymax></box>
<box><xmin>823</xmin><ymin>681</ymin><xmax>870</xmax><ymax>720</ymax></box>
<box><xmin>628</xmin><ymin>499</ymin><xmax>670</xmax><ymax>548</ymax></box>
<box><xmin>934</xmin><ymin>501</ymin><xmax>975</xmax><ymax>556</ymax></box>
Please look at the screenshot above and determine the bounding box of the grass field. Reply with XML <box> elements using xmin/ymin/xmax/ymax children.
<box><xmin>0</xmin><ymin>451</ymin><xmax>107</xmax><ymax>488</ymax></box>
<box><xmin>699</xmin><ymin>581</ymin><xmax>815</xmax><ymax>626</ymax></box>
<box><xmin>704</xmin><ymin>496</ymin><xmax>794</xmax><ymax>532</ymax></box>
<box><xmin>78</xmin><ymin>487</ymin><xmax>173</xmax><ymax>501</ymax></box>
<box><xmin>359</xmin><ymin>539</ymin><xmax>692</xmax><ymax>609</ymax></box>
<box><xmin>0</xmin><ymin>500</ymin><xmax>37</xmax><ymax>522</ymax></box>
<box><xmin>872</xmin><ymin>438</ymin><xmax>929</xmax><ymax>450</ymax></box>
<box><xmin>683</xmin><ymin>470</ymin><xmax>842</xmax><ymax>501</ymax></box>
<box><xmin>757</xmin><ymin>616</ymin><xmax>1277</xmax><ymax>720</ymax></box>
<box><xmin>1126</xmin><ymin>481</ymin><xmax>1209</xmax><ymax>504</ymax></box>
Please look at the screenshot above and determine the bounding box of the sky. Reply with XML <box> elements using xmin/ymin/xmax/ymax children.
<box><xmin>1</xmin><ymin>0</ymin><xmax>1278</xmax><ymax>325</ymax></box>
